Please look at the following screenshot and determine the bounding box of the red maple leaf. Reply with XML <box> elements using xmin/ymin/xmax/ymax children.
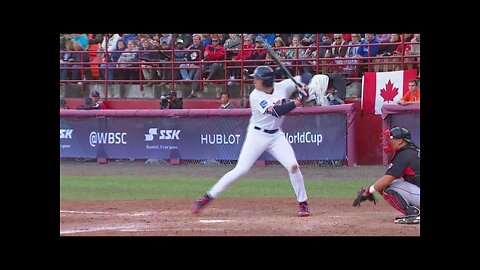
<box><xmin>379</xmin><ymin>80</ymin><xmax>399</xmax><ymax>102</ymax></box>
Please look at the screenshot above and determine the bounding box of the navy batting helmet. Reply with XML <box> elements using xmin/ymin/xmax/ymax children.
<box><xmin>389</xmin><ymin>127</ymin><xmax>412</xmax><ymax>143</ymax></box>
<box><xmin>250</xmin><ymin>66</ymin><xmax>275</xmax><ymax>87</ymax></box>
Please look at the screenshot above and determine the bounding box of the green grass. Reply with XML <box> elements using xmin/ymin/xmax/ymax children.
<box><xmin>60</xmin><ymin>176</ymin><xmax>373</xmax><ymax>201</ymax></box>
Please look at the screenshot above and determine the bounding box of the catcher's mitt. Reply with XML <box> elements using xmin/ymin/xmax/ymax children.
<box><xmin>352</xmin><ymin>187</ymin><xmax>377</xmax><ymax>207</ymax></box>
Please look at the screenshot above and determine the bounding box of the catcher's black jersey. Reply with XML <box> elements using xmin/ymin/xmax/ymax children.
<box><xmin>385</xmin><ymin>144</ymin><xmax>420</xmax><ymax>187</ymax></box>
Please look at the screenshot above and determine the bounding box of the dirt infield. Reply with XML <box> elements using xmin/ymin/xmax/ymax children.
<box><xmin>60</xmin><ymin>161</ymin><xmax>420</xmax><ymax>236</ymax></box>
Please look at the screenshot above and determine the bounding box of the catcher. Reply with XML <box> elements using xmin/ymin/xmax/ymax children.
<box><xmin>353</xmin><ymin>126</ymin><xmax>420</xmax><ymax>224</ymax></box>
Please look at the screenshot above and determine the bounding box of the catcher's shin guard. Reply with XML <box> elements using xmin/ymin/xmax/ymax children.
<box><xmin>382</xmin><ymin>188</ymin><xmax>420</xmax><ymax>216</ymax></box>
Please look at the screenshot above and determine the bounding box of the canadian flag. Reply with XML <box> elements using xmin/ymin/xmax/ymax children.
<box><xmin>361</xmin><ymin>69</ymin><xmax>417</xmax><ymax>114</ymax></box>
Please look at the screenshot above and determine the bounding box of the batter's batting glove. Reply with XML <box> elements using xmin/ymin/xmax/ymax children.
<box><xmin>352</xmin><ymin>187</ymin><xmax>377</xmax><ymax>207</ymax></box>
<box><xmin>296</xmin><ymin>84</ymin><xmax>309</xmax><ymax>103</ymax></box>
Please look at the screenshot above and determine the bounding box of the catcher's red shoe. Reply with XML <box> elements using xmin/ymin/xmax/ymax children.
<box><xmin>298</xmin><ymin>201</ymin><xmax>310</xmax><ymax>217</ymax></box>
<box><xmin>191</xmin><ymin>194</ymin><xmax>213</xmax><ymax>214</ymax></box>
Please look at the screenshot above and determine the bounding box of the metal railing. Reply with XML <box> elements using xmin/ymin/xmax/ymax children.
<box><xmin>60</xmin><ymin>34</ymin><xmax>420</xmax><ymax>98</ymax></box>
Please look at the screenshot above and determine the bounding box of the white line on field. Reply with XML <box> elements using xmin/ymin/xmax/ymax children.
<box><xmin>199</xmin><ymin>219</ymin><xmax>230</xmax><ymax>223</ymax></box>
<box><xmin>60</xmin><ymin>225</ymin><xmax>141</xmax><ymax>235</ymax></box>
<box><xmin>60</xmin><ymin>210</ymin><xmax>155</xmax><ymax>216</ymax></box>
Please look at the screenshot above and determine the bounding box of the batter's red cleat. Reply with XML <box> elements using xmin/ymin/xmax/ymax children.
<box><xmin>191</xmin><ymin>194</ymin><xmax>213</xmax><ymax>214</ymax></box>
<box><xmin>298</xmin><ymin>201</ymin><xmax>310</xmax><ymax>217</ymax></box>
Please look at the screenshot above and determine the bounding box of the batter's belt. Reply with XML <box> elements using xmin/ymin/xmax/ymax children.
<box><xmin>254</xmin><ymin>126</ymin><xmax>279</xmax><ymax>134</ymax></box>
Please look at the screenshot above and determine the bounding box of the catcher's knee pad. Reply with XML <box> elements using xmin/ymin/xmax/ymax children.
<box><xmin>382</xmin><ymin>188</ymin><xmax>420</xmax><ymax>216</ymax></box>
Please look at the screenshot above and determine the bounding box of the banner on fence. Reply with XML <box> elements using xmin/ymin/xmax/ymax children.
<box><xmin>60</xmin><ymin>114</ymin><xmax>347</xmax><ymax>160</ymax></box>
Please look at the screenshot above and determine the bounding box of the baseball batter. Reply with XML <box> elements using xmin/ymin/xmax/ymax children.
<box><xmin>353</xmin><ymin>126</ymin><xmax>420</xmax><ymax>224</ymax></box>
<box><xmin>192</xmin><ymin>66</ymin><xmax>311</xmax><ymax>217</ymax></box>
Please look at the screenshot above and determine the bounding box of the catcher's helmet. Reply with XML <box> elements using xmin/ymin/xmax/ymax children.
<box><xmin>381</xmin><ymin>126</ymin><xmax>412</xmax><ymax>153</ymax></box>
<box><xmin>250</xmin><ymin>66</ymin><xmax>275</xmax><ymax>87</ymax></box>
<box><xmin>389</xmin><ymin>127</ymin><xmax>412</xmax><ymax>143</ymax></box>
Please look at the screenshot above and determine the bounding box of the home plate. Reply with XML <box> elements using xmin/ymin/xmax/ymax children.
<box><xmin>199</xmin><ymin>219</ymin><xmax>230</xmax><ymax>223</ymax></box>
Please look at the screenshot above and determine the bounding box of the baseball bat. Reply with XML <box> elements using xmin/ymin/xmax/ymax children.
<box><xmin>261</xmin><ymin>39</ymin><xmax>302</xmax><ymax>88</ymax></box>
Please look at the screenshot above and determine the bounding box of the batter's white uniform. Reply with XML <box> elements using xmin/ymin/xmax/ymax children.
<box><xmin>208</xmin><ymin>76</ymin><xmax>308</xmax><ymax>203</ymax></box>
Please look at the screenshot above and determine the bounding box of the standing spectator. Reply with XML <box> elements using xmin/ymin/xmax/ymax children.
<box><xmin>219</xmin><ymin>92</ymin><xmax>235</xmax><ymax>109</ymax></box>
<box><xmin>397</xmin><ymin>79</ymin><xmax>420</xmax><ymax>105</ymax></box>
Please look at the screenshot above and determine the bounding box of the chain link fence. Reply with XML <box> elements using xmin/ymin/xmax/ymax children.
<box><xmin>60</xmin><ymin>157</ymin><xmax>346</xmax><ymax>167</ymax></box>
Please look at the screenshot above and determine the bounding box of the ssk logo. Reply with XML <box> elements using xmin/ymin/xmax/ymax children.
<box><xmin>145</xmin><ymin>128</ymin><xmax>181</xmax><ymax>141</ymax></box>
<box><xmin>60</xmin><ymin>129</ymin><xmax>73</xmax><ymax>139</ymax></box>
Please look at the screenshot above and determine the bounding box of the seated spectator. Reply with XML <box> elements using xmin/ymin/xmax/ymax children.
<box><xmin>245</xmin><ymin>36</ymin><xmax>267</xmax><ymax>74</ymax></box>
<box><xmin>285</xmin><ymin>35</ymin><xmax>302</xmax><ymax>75</ymax></box>
<box><xmin>266</xmin><ymin>37</ymin><xmax>289</xmax><ymax>79</ymax></box>
<box><xmin>219</xmin><ymin>92</ymin><xmax>235</xmax><ymax>109</ymax></box>
<box><xmin>71</xmin><ymin>41</ymin><xmax>92</xmax><ymax>83</ymax></box>
<box><xmin>188</xmin><ymin>35</ymin><xmax>226</xmax><ymax>98</ymax></box>
<box><xmin>356</xmin><ymin>33</ymin><xmax>380</xmax><ymax>73</ymax></box>
<box><xmin>404</xmin><ymin>34</ymin><xmax>420</xmax><ymax>72</ymax></box>
<box><xmin>117</xmin><ymin>40</ymin><xmax>139</xmax><ymax>81</ymax></box>
<box><xmin>342</xmin><ymin>34</ymin><xmax>363</xmax><ymax>76</ymax></box>
<box><xmin>223</xmin><ymin>34</ymin><xmax>242</xmax><ymax>60</ymax></box>
<box><xmin>324</xmin><ymin>87</ymin><xmax>345</xmax><ymax>106</ymax></box>
<box><xmin>397</xmin><ymin>79</ymin><xmax>420</xmax><ymax>105</ymax></box>
<box><xmin>91</xmin><ymin>91</ymin><xmax>107</xmax><ymax>109</ymax></box>
<box><xmin>77</xmin><ymin>97</ymin><xmax>95</xmax><ymax>110</ymax></box>
<box><xmin>374</xmin><ymin>33</ymin><xmax>403</xmax><ymax>72</ymax></box>
<box><xmin>357</xmin><ymin>34</ymin><xmax>380</xmax><ymax>57</ymax></box>
<box><xmin>179</xmin><ymin>34</ymin><xmax>205</xmax><ymax>81</ymax></box>
<box><xmin>100</xmin><ymin>39</ymin><xmax>126</xmax><ymax>81</ymax></box>
<box><xmin>304</xmin><ymin>74</ymin><xmax>343</xmax><ymax>106</ymax></box>
<box><xmin>227</xmin><ymin>35</ymin><xmax>254</xmax><ymax>85</ymax></box>
<box><xmin>60</xmin><ymin>98</ymin><xmax>69</xmax><ymax>109</ymax></box>
<box><xmin>331</xmin><ymin>34</ymin><xmax>347</xmax><ymax>58</ymax></box>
